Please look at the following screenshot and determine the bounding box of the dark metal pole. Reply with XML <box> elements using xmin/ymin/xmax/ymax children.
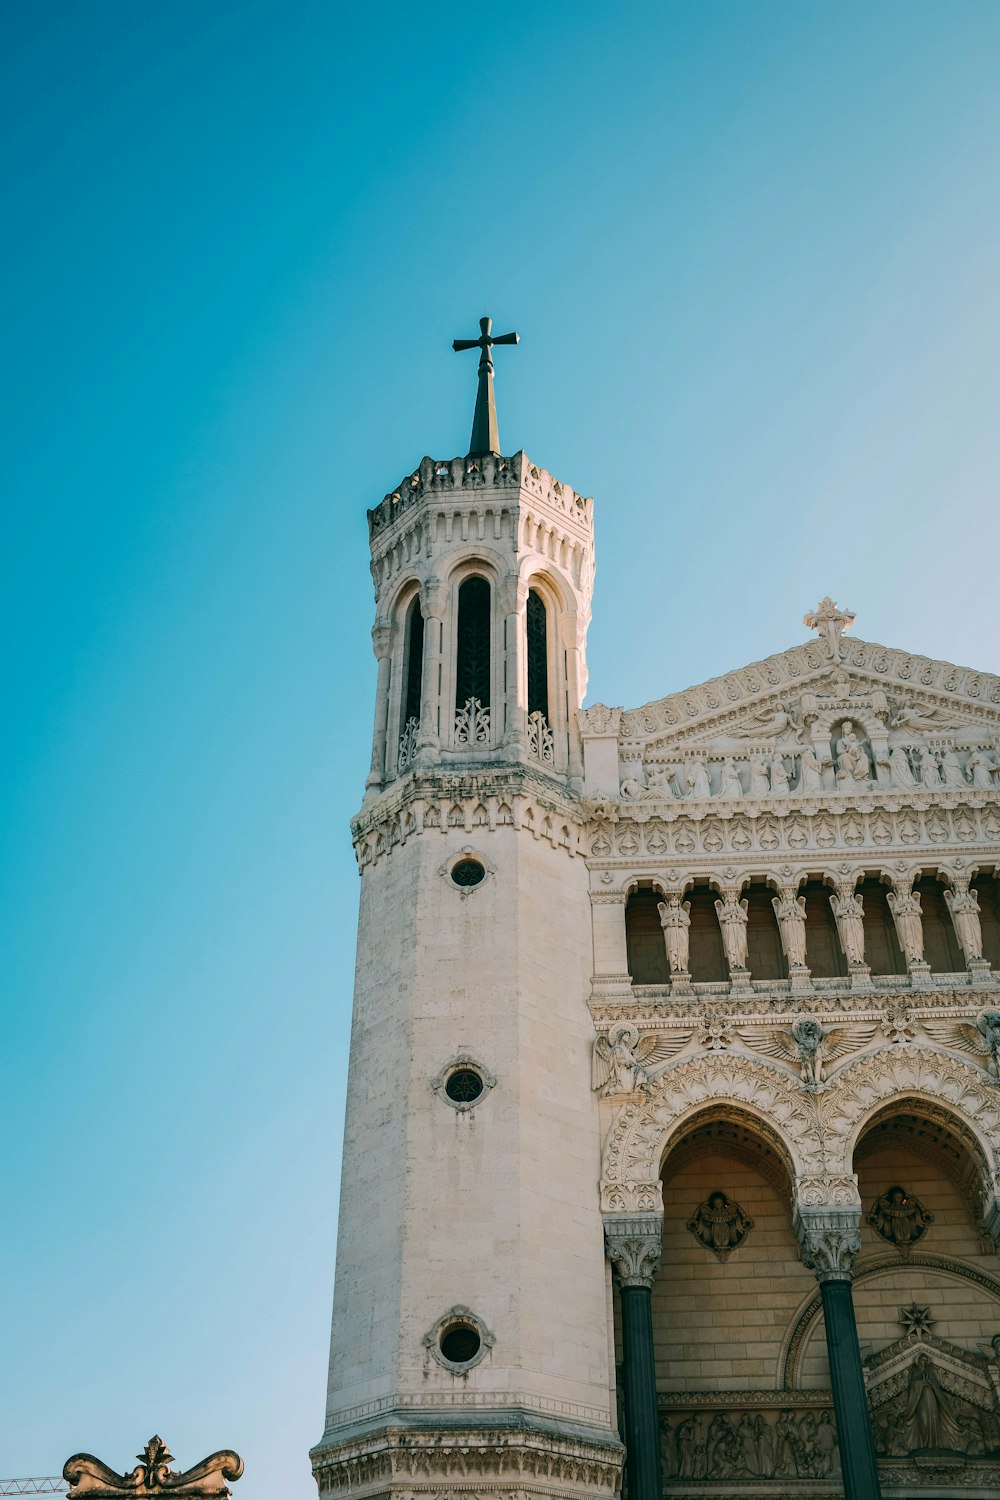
<box><xmin>619</xmin><ymin>1285</ymin><xmax>663</xmax><ymax>1500</ymax></box>
<box><xmin>819</xmin><ymin>1277</ymin><xmax>882</xmax><ymax>1500</ymax></box>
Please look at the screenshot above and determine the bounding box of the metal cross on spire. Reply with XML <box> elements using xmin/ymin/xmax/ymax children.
<box><xmin>452</xmin><ymin>315</ymin><xmax>519</xmax><ymax>458</ymax></box>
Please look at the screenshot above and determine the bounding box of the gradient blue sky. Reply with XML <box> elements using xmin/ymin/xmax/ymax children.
<box><xmin>3</xmin><ymin>2</ymin><xmax>999</xmax><ymax>1495</ymax></box>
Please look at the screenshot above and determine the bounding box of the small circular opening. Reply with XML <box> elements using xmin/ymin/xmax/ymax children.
<box><xmin>440</xmin><ymin>1323</ymin><xmax>481</xmax><ymax>1365</ymax></box>
<box><xmin>445</xmin><ymin>1068</ymin><xmax>484</xmax><ymax>1104</ymax></box>
<box><xmin>452</xmin><ymin>858</ymin><xmax>485</xmax><ymax>888</ymax></box>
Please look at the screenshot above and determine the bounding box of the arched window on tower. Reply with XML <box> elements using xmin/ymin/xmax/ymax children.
<box><xmin>455</xmin><ymin>575</ymin><xmax>491</xmax><ymax>744</ymax></box>
<box><xmin>397</xmin><ymin>596</ymin><xmax>423</xmax><ymax>772</ymax></box>
<box><xmin>526</xmin><ymin>588</ymin><xmax>553</xmax><ymax>764</ymax></box>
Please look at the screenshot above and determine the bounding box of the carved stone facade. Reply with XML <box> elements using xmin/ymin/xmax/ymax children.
<box><xmin>320</xmin><ymin>427</ymin><xmax>1000</xmax><ymax>1500</ymax></box>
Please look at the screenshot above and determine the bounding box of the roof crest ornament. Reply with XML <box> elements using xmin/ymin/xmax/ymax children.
<box><xmin>804</xmin><ymin>596</ymin><xmax>856</xmax><ymax>658</ymax></box>
<box><xmin>453</xmin><ymin>314</ymin><xmax>519</xmax><ymax>458</ymax></box>
<box><xmin>63</xmin><ymin>1438</ymin><xmax>243</xmax><ymax>1500</ymax></box>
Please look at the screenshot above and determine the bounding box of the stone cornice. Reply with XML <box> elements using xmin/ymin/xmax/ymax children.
<box><xmin>351</xmin><ymin>765</ymin><xmax>588</xmax><ymax>869</ymax></box>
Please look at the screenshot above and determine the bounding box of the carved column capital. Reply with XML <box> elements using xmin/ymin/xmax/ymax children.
<box><xmin>794</xmin><ymin>1205</ymin><xmax>862</xmax><ymax>1282</ymax></box>
<box><xmin>603</xmin><ymin>1213</ymin><xmax>663</xmax><ymax>1290</ymax></box>
<box><xmin>371</xmin><ymin>617</ymin><xmax>392</xmax><ymax>657</ymax></box>
<box><xmin>420</xmin><ymin>579</ymin><xmax>448</xmax><ymax>620</ymax></box>
<box><xmin>496</xmin><ymin>573</ymin><xmax>527</xmax><ymax>616</ymax></box>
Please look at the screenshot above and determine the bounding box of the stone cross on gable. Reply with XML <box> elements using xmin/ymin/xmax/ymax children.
<box><xmin>453</xmin><ymin>315</ymin><xmax>519</xmax><ymax>458</ymax></box>
<box><xmin>804</xmin><ymin>596</ymin><xmax>856</xmax><ymax>657</ymax></box>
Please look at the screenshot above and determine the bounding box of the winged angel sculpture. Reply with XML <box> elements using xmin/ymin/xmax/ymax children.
<box><xmin>924</xmin><ymin>1012</ymin><xmax>1000</xmax><ymax>1080</ymax></box>
<box><xmin>739</xmin><ymin>1017</ymin><xmax>876</xmax><ymax>1087</ymax></box>
<box><xmin>592</xmin><ymin>1023</ymin><xmax>691</xmax><ymax>1096</ymax></box>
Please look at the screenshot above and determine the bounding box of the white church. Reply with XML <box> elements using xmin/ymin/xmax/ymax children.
<box><xmin>310</xmin><ymin>322</ymin><xmax>1000</xmax><ymax>1500</ymax></box>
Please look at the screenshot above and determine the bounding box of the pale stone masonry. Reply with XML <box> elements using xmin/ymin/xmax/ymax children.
<box><xmin>312</xmin><ymin>445</ymin><xmax>1000</xmax><ymax>1500</ymax></box>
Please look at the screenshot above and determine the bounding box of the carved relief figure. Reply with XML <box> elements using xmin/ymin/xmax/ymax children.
<box><xmin>888</xmin><ymin>745</ymin><xmax>918</xmax><ymax>788</ymax></box>
<box><xmin>591</xmin><ymin>1024</ymin><xmax>687</xmax><ymax>1095</ymax></box>
<box><xmin>892</xmin><ymin>702</ymin><xmax>958</xmax><ymax>735</ymax></box>
<box><xmin>685</xmin><ymin>759</ymin><xmax>711</xmax><ymax>799</ymax></box>
<box><xmin>717</xmin><ymin>758</ymin><xmax>743</xmax><ymax>798</ymax></box>
<box><xmin>834</xmin><ymin>721</ymin><xmax>872</xmax><ymax>789</ymax></box>
<box><xmin>924</xmin><ymin>1010</ymin><xmax>1000</xmax><ymax>1078</ymax></box>
<box><xmin>657</xmin><ymin>895</ymin><xmax>691</xmax><ymax>976</ymax></box>
<box><xmin>771</xmin><ymin>890</ymin><xmax>808</xmax><ymax>968</ymax></box>
<box><xmin>714</xmin><ymin>893</ymin><xmax>749</xmax><ymax>972</ymax></box>
<box><xmin>917</xmin><ymin>747</ymin><xmax>944</xmax><ymax>788</ymax></box>
<box><xmin>770</xmin><ymin>755</ymin><xmax>791</xmax><ymax>794</ymax></box>
<box><xmin>829</xmin><ymin>885</ymin><xmax>866</xmax><ymax>967</ymax></box>
<box><xmin>944</xmin><ymin>882</ymin><xmax>985</xmax><ymax>963</ymax></box>
<box><xmin>968</xmin><ymin>748</ymin><xmax>998</xmax><ymax>789</ymax></box>
<box><xmin>867</xmin><ymin>1185</ymin><xmax>934</xmax><ymax>1248</ymax></box>
<box><xmin>900</xmin><ymin>1354</ymin><xmax>967</xmax><ymax>1451</ymax></box>
<box><xmin>797</xmin><ymin>747</ymin><xmax>829</xmax><ymax>794</ymax></box>
<box><xmin>687</xmin><ymin>1191</ymin><xmax>753</xmax><ymax>1255</ymax></box>
<box><xmin>741</xmin><ymin>1017</ymin><xmax>876</xmax><ymax>1085</ymax></box>
<box><xmin>940</xmin><ymin>747</ymin><xmax>968</xmax><ymax>789</ymax></box>
<box><xmin>733</xmin><ymin>703</ymin><xmax>802</xmax><ymax>741</ymax></box>
<box><xmin>748</xmin><ymin>757</ymin><xmax>771</xmax><ymax>796</ymax></box>
<box><xmin>886</xmin><ymin>886</ymin><xmax>925</xmax><ymax>966</ymax></box>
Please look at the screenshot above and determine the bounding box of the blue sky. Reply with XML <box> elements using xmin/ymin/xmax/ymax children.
<box><xmin>2</xmin><ymin>2</ymin><xmax>999</xmax><ymax>1496</ymax></box>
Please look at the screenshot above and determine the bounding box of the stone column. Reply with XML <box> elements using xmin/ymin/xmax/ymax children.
<box><xmin>498</xmin><ymin>574</ymin><xmax>527</xmax><ymax>755</ymax></box>
<box><xmin>415</xmin><ymin>580</ymin><xmax>447</xmax><ymax>767</ymax></box>
<box><xmin>591</xmin><ymin>891</ymin><xmax>632</xmax><ymax>1000</ymax></box>
<box><xmin>562</xmin><ymin>610</ymin><xmax>585</xmax><ymax>782</ymax></box>
<box><xmin>796</xmin><ymin>1208</ymin><xmax>882</xmax><ymax>1500</ymax></box>
<box><xmin>604</xmin><ymin>1215</ymin><xmax>663</xmax><ymax>1500</ymax></box>
<box><xmin>364</xmin><ymin>619</ymin><xmax>393</xmax><ymax>798</ymax></box>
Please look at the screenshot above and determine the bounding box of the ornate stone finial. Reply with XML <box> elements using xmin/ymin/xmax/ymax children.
<box><xmin>452</xmin><ymin>315</ymin><xmax>519</xmax><ymax>457</ymax></box>
<box><xmin>64</xmin><ymin>1438</ymin><xmax>244</xmax><ymax>1498</ymax></box>
<box><xmin>803</xmin><ymin>596</ymin><xmax>856</xmax><ymax>657</ymax></box>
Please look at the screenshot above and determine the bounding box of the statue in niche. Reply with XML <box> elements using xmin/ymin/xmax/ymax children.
<box><xmin>888</xmin><ymin>745</ymin><xmax>918</xmax><ymax>788</ymax></box>
<box><xmin>829</xmin><ymin>885</ymin><xmax>866</xmax><ymax>967</ymax></box>
<box><xmin>772</xmin><ymin>890</ymin><xmax>808</xmax><ymax>968</ymax></box>
<box><xmin>886</xmin><ymin>886</ymin><xmax>925</xmax><ymax>966</ymax></box>
<box><xmin>717</xmin><ymin>758</ymin><xmax>743</xmax><ymax>798</ymax></box>
<box><xmin>899</xmin><ymin>1354</ymin><xmax>968</xmax><ymax>1451</ymax></box>
<box><xmin>968</xmin><ymin>748</ymin><xmax>998</xmax><ymax>789</ymax></box>
<box><xmin>917</xmin><ymin>746</ymin><xmax>944</xmax><ymax>788</ymax></box>
<box><xmin>770</xmin><ymin>755</ymin><xmax>791</xmax><ymax>794</ymax></box>
<box><xmin>748</xmin><ymin>757</ymin><xmax>771</xmax><ymax>795</ymax></box>
<box><xmin>657</xmin><ymin>895</ymin><xmax>691</xmax><ymax>976</ymax></box>
<box><xmin>796</xmin><ymin>746</ymin><xmax>829</xmax><ymax>794</ymax></box>
<box><xmin>714</xmin><ymin>892</ymin><xmax>749</xmax><ymax>972</ymax></box>
<box><xmin>941</xmin><ymin>747</ymin><xmax>968</xmax><ymax>789</ymax></box>
<box><xmin>867</xmin><ymin>1185</ymin><xmax>934</xmax><ymax>1248</ymax></box>
<box><xmin>834</xmin><ymin>720</ymin><xmax>872</xmax><ymax>789</ymax></box>
<box><xmin>591</xmin><ymin>1024</ymin><xmax>687</xmax><ymax>1095</ymax></box>
<box><xmin>944</xmin><ymin>883</ymin><xmax>985</xmax><ymax>963</ymax></box>
<box><xmin>687</xmin><ymin>1191</ymin><xmax>753</xmax><ymax>1256</ymax></box>
<box><xmin>684</xmin><ymin>759</ymin><xmax>711</xmax><ymax>799</ymax></box>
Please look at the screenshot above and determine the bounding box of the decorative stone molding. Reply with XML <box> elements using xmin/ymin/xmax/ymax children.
<box><xmin>64</xmin><ymin>1439</ymin><xmax>243</xmax><ymax>1499</ymax></box>
<box><xmin>794</xmin><ymin>1174</ymin><xmax>862</xmax><ymax>1211</ymax></box>
<box><xmin>603</xmin><ymin>1212</ymin><xmax>664</xmax><ymax>1288</ymax></box>
<box><xmin>430</xmin><ymin>1053</ymin><xmax>497</xmax><ymax>1111</ymax></box>
<box><xmin>794</xmin><ymin>1206</ymin><xmax>862</xmax><ymax>1281</ymax></box>
<box><xmin>422</xmin><ymin>1306</ymin><xmax>495</xmax><ymax>1373</ymax></box>
<box><xmin>600</xmin><ymin>1054</ymin><xmax>819</xmax><ymax>1213</ymax></box>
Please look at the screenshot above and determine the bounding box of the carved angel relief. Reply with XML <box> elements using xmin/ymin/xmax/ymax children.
<box><xmin>738</xmin><ymin>1018</ymin><xmax>877</xmax><ymax>1087</ymax></box>
<box><xmin>924</xmin><ymin>1011</ymin><xmax>1000</xmax><ymax>1080</ymax></box>
<box><xmin>687</xmin><ymin>1191</ymin><xmax>753</xmax><ymax>1258</ymax></box>
<box><xmin>867</xmin><ymin>1186</ymin><xmax>934</xmax><ymax>1250</ymax></box>
<box><xmin>592</xmin><ymin>1024</ymin><xmax>691</xmax><ymax>1096</ymax></box>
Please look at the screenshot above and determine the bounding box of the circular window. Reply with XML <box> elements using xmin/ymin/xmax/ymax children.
<box><xmin>440</xmin><ymin>1323</ymin><xmax>481</xmax><ymax>1365</ymax></box>
<box><xmin>445</xmin><ymin>1068</ymin><xmax>484</xmax><ymax>1104</ymax></box>
<box><xmin>451</xmin><ymin>858</ymin><xmax>485</xmax><ymax>888</ymax></box>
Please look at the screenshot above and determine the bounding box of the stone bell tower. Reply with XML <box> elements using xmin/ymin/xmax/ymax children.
<box><xmin>311</xmin><ymin>320</ymin><xmax>623</xmax><ymax>1500</ymax></box>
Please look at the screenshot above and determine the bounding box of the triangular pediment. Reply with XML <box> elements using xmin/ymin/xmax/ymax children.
<box><xmin>580</xmin><ymin>619</ymin><xmax>1000</xmax><ymax>803</ymax></box>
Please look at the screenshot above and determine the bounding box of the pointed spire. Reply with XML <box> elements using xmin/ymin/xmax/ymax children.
<box><xmin>452</xmin><ymin>315</ymin><xmax>519</xmax><ymax>457</ymax></box>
